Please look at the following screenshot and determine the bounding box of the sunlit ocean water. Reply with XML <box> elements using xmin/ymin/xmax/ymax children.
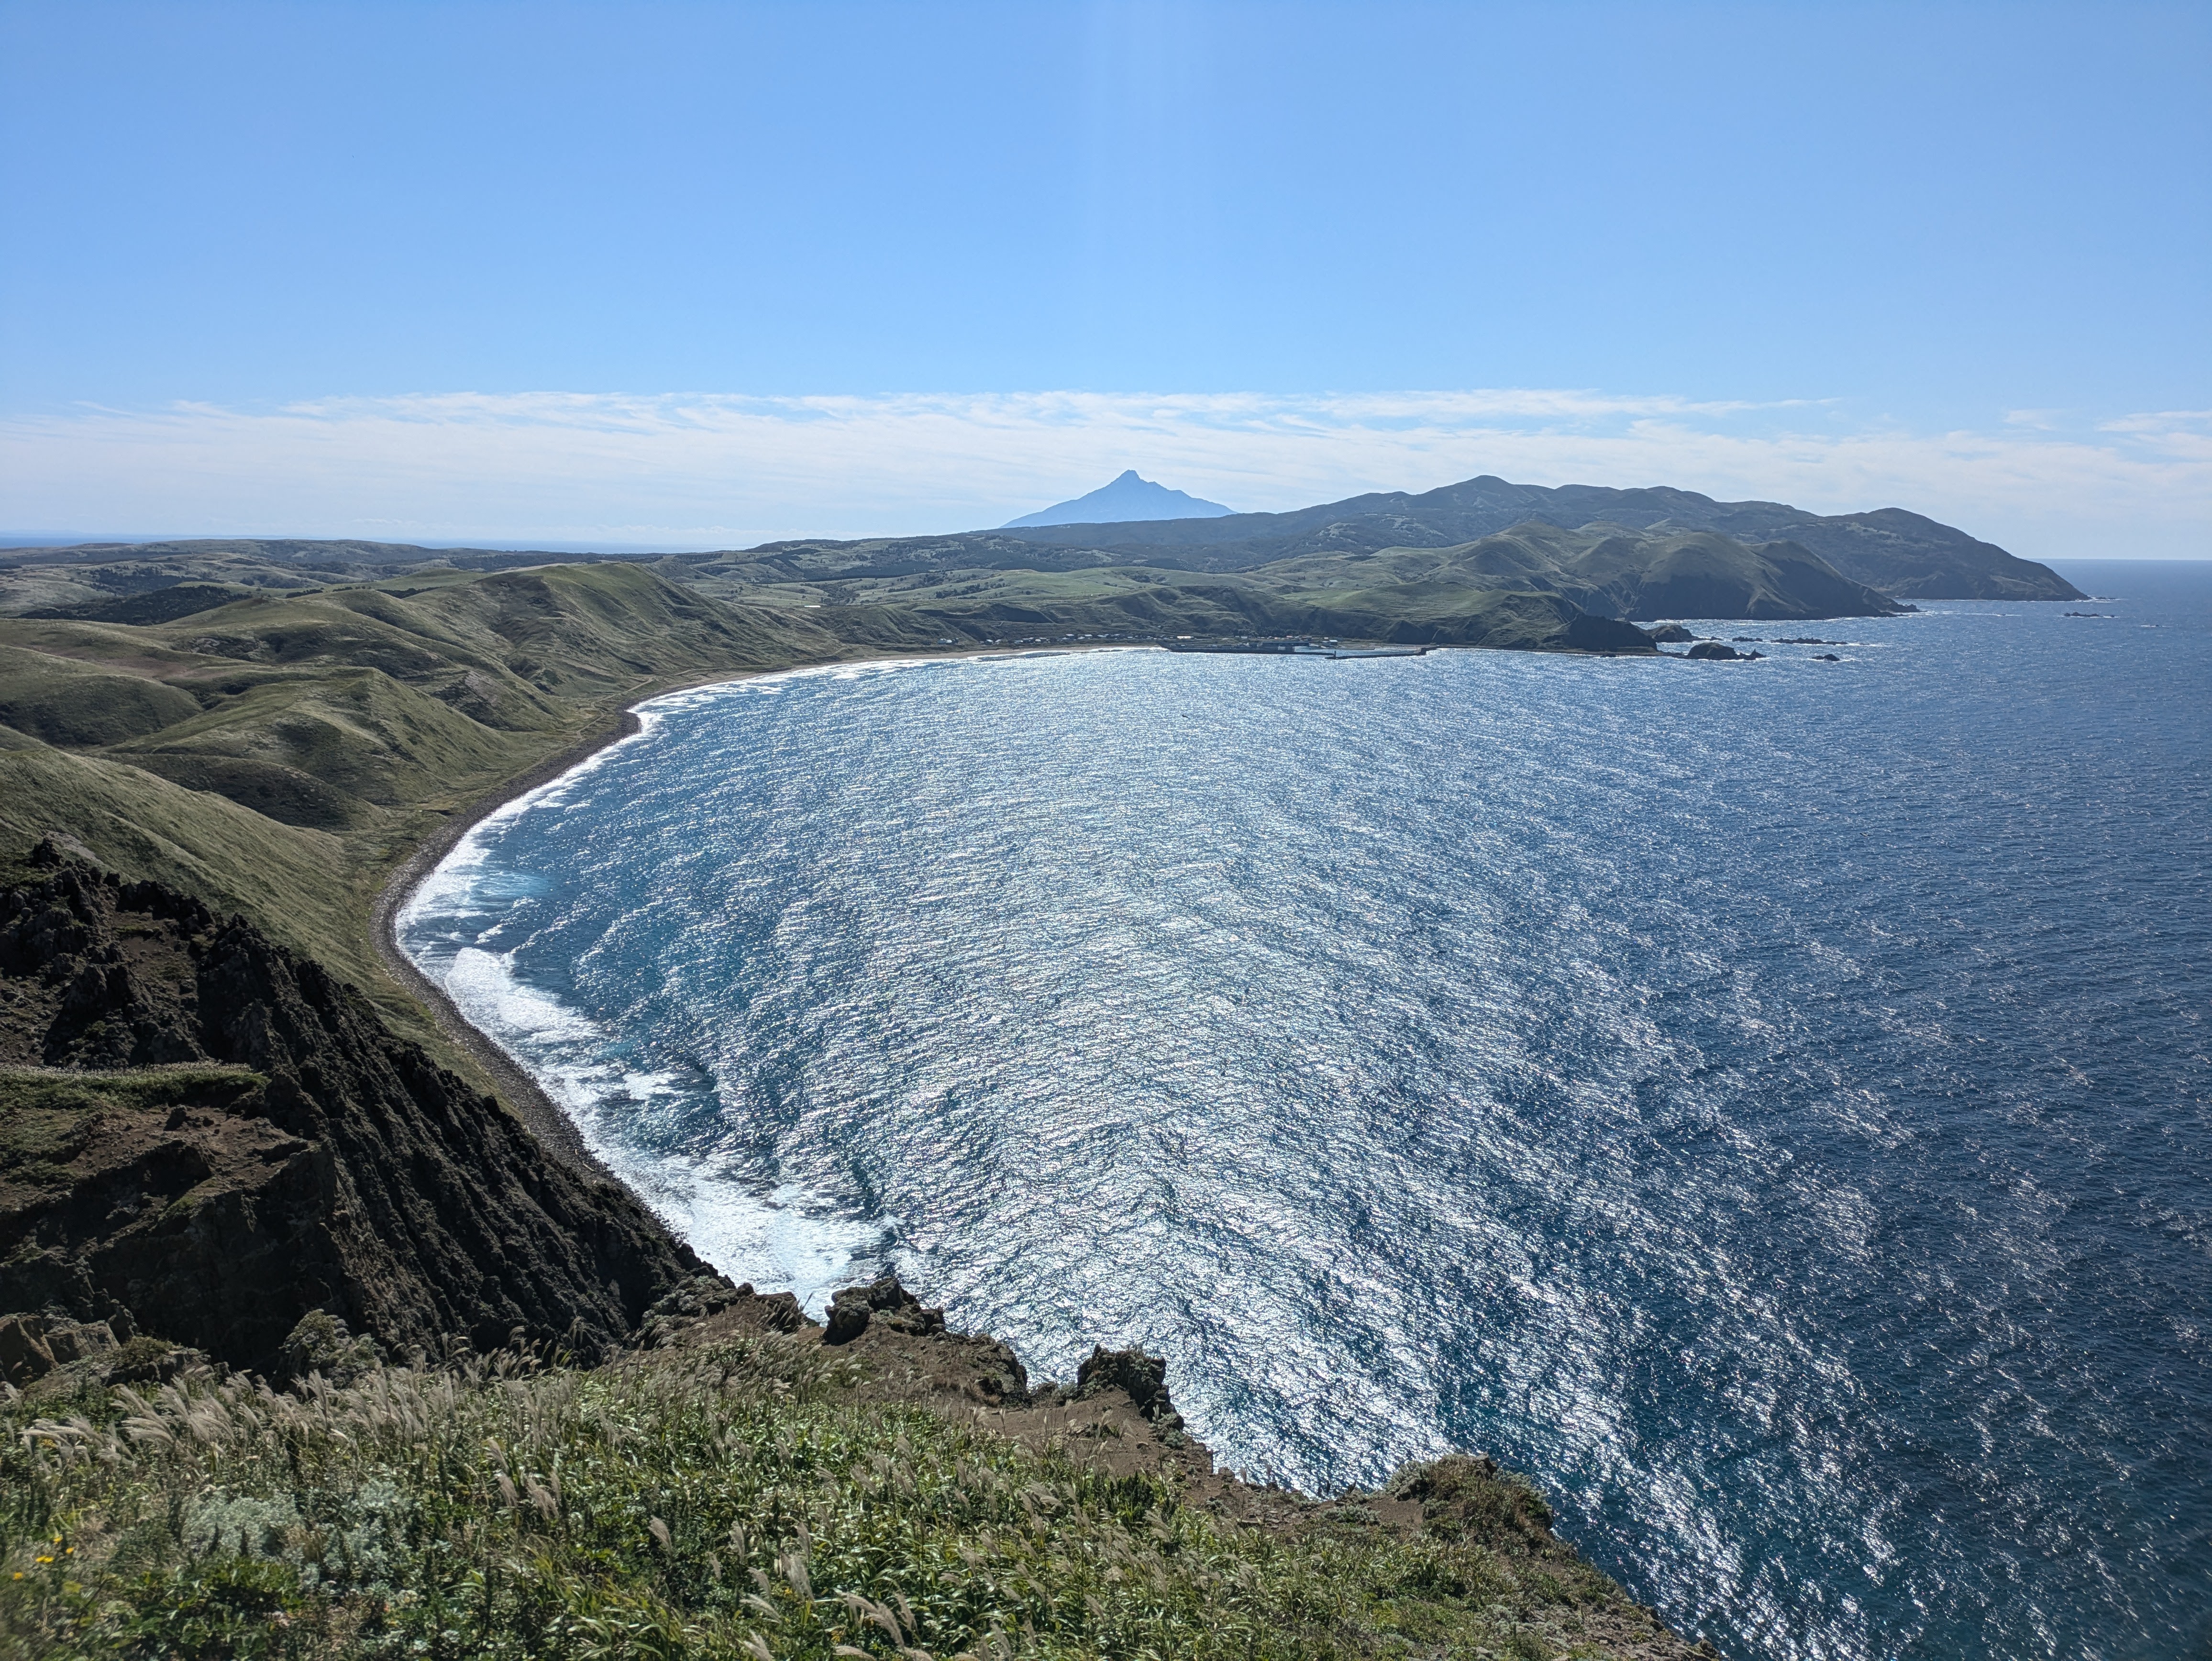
<box><xmin>400</xmin><ymin>561</ymin><xmax>2212</xmax><ymax>1660</ymax></box>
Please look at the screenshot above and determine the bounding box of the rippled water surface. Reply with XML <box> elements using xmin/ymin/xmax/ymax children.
<box><xmin>401</xmin><ymin>562</ymin><xmax>2212</xmax><ymax>1660</ymax></box>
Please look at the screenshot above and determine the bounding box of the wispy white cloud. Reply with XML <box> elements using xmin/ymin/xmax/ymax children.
<box><xmin>3</xmin><ymin>389</ymin><xmax>2206</xmax><ymax>559</ymax></box>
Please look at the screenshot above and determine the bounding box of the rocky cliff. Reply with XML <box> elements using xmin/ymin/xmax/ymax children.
<box><xmin>0</xmin><ymin>842</ymin><xmax>698</xmax><ymax>1375</ymax></box>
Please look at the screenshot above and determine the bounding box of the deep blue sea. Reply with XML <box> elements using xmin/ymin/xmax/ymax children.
<box><xmin>400</xmin><ymin>560</ymin><xmax>2212</xmax><ymax>1661</ymax></box>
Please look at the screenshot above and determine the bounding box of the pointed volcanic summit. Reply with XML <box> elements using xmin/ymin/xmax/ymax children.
<box><xmin>1001</xmin><ymin>470</ymin><xmax>1236</xmax><ymax>529</ymax></box>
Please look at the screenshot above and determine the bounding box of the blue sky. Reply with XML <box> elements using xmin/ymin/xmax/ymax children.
<box><xmin>2</xmin><ymin>1</ymin><xmax>2207</xmax><ymax>554</ymax></box>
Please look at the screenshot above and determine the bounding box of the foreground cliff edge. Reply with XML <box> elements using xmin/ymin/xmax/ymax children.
<box><xmin>0</xmin><ymin>849</ymin><xmax>1713</xmax><ymax>1657</ymax></box>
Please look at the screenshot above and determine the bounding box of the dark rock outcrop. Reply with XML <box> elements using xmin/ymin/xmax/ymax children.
<box><xmin>1562</xmin><ymin>613</ymin><xmax>1659</xmax><ymax>653</ymax></box>
<box><xmin>0</xmin><ymin>842</ymin><xmax>701</xmax><ymax>1376</ymax></box>
<box><xmin>1684</xmin><ymin>641</ymin><xmax>1762</xmax><ymax>661</ymax></box>
<box><xmin>809</xmin><ymin>1273</ymin><xmax>1030</xmax><ymax>1403</ymax></box>
<box><xmin>825</xmin><ymin>1273</ymin><xmax>948</xmax><ymax>1345</ymax></box>
<box><xmin>1642</xmin><ymin>622</ymin><xmax>1696</xmax><ymax>642</ymax></box>
<box><xmin>278</xmin><ymin>1309</ymin><xmax>384</xmax><ymax>1386</ymax></box>
<box><xmin>0</xmin><ymin>1309</ymin><xmax>208</xmax><ymax>1390</ymax></box>
<box><xmin>1076</xmin><ymin>1344</ymin><xmax>1185</xmax><ymax>1440</ymax></box>
<box><xmin>635</xmin><ymin>1272</ymin><xmax>804</xmax><ymax>1347</ymax></box>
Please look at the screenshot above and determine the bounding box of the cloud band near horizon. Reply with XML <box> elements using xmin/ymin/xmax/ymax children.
<box><xmin>3</xmin><ymin>390</ymin><xmax>2206</xmax><ymax>559</ymax></box>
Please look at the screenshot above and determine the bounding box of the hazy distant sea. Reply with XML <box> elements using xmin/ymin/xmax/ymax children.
<box><xmin>400</xmin><ymin>560</ymin><xmax>2212</xmax><ymax>1661</ymax></box>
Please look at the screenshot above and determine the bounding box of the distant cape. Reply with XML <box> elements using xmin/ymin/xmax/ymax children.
<box><xmin>995</xmin><ymin>472</ymin><xmax>2084</xmax><ymax>602</ymax></box>
<box><xmin>1003</xmin><ymin>470</ymin><xmax>1235</xmax><ymax>529</ymax></box>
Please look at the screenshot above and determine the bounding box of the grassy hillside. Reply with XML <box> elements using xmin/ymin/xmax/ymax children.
<box><xmin>0</xmin><ymin>540</ymin><xmax>648</xmax><ymax>619</ymax></box>
<box><xmin>0</xmin><ymin>564</ymin><xmax>852</xmax><ymax>1052</ymax></box>
<box><xmin>669</xmin><ymin>520</ymin><xmax>1897</xmax><ymax>626</ymax></box>
<box><xmin>675</xmin><ymin>560</ymin><xmax>1654</xmax><ymax>650</ymax></box>
<box><xmin>1251</xmin><ymin>523</ymin><xmax>1903</xmax><ymax>622</ymax></box>
<box><xmin>0</xmin><ymin>1322</ymin><xmax>1700</xmax><ymax>1661</ymax></box>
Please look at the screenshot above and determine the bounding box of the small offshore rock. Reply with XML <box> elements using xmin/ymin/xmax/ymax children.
<box><xmin>1685</xmin><ymin>641</ymin><xmax>1762</xmax><ymax>661</ymax></box>
<box><xmin>1642</xmin><ymin>622</ymin><xmax>1695</xmax><ymax>642</ymax></box>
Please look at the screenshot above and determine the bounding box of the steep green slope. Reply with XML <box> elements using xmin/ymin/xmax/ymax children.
<box><xmin>0</xmin><ymin>564</ymin><xmax>853</xmax><ymax>1050</ymax></box>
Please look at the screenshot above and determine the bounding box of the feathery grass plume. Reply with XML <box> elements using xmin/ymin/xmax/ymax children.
<box><xmin>0</xmin><ymin>1335</ymin><xmax>1666</xmax><ymax>1659</ymax></box>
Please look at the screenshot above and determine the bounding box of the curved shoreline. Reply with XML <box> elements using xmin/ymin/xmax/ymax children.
<box><xmin>368</xmin><ymin>649</ymin><xmax>1033</xmax><ymax>1183</ymax></box>
<box><xmin>370</xmin><ymin>701</ymin><xmax>650</xmax><ymax>1183</ymax></box>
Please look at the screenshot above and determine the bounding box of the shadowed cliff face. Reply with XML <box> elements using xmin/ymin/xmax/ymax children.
<box><xmin>0</xmin><ymin>842</ymin><xmax>699</xmax><ymax>1375</ymax></box>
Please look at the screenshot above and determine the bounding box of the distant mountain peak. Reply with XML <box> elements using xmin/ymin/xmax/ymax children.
<box><xmin>1001</xmin><ymin>472</ymin><xmax>1235</xmax><ymax>529</ymax></box>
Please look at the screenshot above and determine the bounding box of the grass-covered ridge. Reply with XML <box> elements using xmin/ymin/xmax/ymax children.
<box><xmin>0</xmin><ymin>562</ymin><xmax>854</xmax><ymax>1059</ymax></box>
<box><xmin>1</xmin><ymin>1338</ymin><xmax>1687</xmax><ymax>1661</ymax></box>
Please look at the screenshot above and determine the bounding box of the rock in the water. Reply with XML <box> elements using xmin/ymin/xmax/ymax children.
<box><xmin>1642</xmin><ymin>622</ymin><xmax>1696</xmax><ymax>642</ymax></box>
<box><xmin>1685</xmin><ymin>641</ymin><xmax>1762</xmax><ymax>661</ymax></box>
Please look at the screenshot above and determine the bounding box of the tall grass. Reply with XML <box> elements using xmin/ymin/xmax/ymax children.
<box><xmin>2</xmin><ymin>1338</ymin><xmax>1626</xmax><ymax>1660</ymax></box>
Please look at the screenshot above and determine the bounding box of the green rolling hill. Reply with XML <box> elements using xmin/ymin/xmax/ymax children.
<box><xmin>986</xmin><ymin>472</ymin><xmax>2085</xmax><ymax>600</ymax></box>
